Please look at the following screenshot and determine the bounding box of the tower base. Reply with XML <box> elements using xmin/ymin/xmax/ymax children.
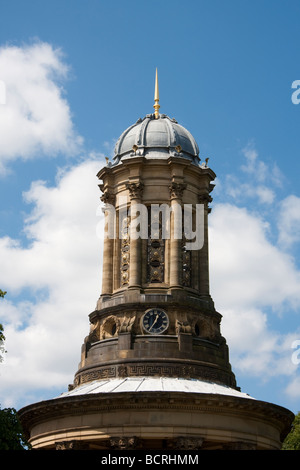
<box><xmin>18</xmin><ymin>377</ymin><xmax>293</xmax><ymax>450</ymax></box>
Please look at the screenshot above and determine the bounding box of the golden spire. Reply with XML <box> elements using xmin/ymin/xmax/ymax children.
<box><xmin>153</xmin><ymin>68</ymin><xmax>160</xmax><ymax>119</ymax></box>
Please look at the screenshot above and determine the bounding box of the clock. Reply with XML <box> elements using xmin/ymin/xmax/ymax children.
<box><xmin>142</xmin><ymin>308</ymin><xmax>169</xmax><ymax>335</ymax></box>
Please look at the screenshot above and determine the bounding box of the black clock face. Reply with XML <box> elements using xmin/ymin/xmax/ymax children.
<box><xmin>142</xmin><ymin>309</ymin><xmax>169</xmax><ymax>334</ymax></box>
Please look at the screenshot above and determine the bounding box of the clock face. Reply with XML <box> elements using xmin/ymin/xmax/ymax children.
<box><xmin>142</xmin><ymin>309</ymin><xmax>169</xmax><ymax>335</ymax></box>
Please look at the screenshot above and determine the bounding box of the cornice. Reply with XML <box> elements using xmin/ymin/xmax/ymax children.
<box><xmin>18</xmin><ymin>389</ymin><xmax>294</xmax><ymax>442</ymax></box>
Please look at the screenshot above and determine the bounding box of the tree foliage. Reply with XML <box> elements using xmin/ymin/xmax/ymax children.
<box><xmin>0</xmin><ymin>290</ymin><xmax>30</xmax><ymax>449</ymax></box>
<box><xmin>0</xmin><ymin>407</ymin><xmax>30</xmax><ymax>450</ymax></box>
<box><xmin>282</xmin><ymin>412</ymin><xmax>300</xmax><ymax>450</ymax></box>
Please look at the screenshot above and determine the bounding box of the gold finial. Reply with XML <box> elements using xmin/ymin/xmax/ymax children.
<box><xmin>153</xmin><ymin>68</ymin><xmax>160</xmax><ymax>119</ymax></box>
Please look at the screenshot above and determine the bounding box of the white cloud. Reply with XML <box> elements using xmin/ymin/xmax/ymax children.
<box><xmin>210</xmin><ymin>203</ymin><xmax>300</xmax><ymax>310</ymax></box>
<box><xmin>241</xmin><ymin>145</ymin><xmax>268</xmax><ymax>182</ymax></box>
<box><xmin>277</xmin><ymin>195</ymin><xmax>300</xmax><ymax>249</ymax></box>
<box><xmin>0</xmin><ymin>41</ymin><xmax>83</xmax><ymax>173</ymax></box>
<box><xmin>0</xmin><ymin>157</ymin><xmax>105</xmax><ymax>407</ymax></box>
<box><xmin>209</xmin><ymin>203</ymin><xmax>300</xmax><ymax>388</ymax></box>
<box><xmin>222</xmin><ymin>143</ymin><xmax>284</xmax><ymax>206</ymax></box>
<box><xmin>209</xmin><ymin>143</ymin><xmax>300</xmax><ymax>404</ymax></box>
<box><xmin>285</xmin><ymin>376</ymin><xmax>300</xmax><ymax>400</ymax></box>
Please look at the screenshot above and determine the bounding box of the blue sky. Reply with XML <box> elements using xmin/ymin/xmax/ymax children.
<box><xmin>0</xmin><ymin>0</ymin><xmax>300</xmax><ymax>416</ymax></box>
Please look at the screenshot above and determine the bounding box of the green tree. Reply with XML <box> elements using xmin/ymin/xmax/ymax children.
<box><xmin>282</xmin><ymin>412</ymin><xmax>300</xmax><ymax>450</ymax></box>
<box><xmin>0</xmin><ymin>407</ymin><xmax>30</xmax><ymax>450</ymax></box>
<box><xmin>0</xmin><ymin>290</ymin><xmax>31</xmax><ymax>449</ymax></box>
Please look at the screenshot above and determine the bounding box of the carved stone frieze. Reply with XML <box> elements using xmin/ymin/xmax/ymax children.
<box><xmin>110</xmin><ymin>436</ymin><xmax>140</xmax><ymax>450</ymax></box>
<box><xmin>147</xmin><ymin>208</ymin><xmax>165</xmax><ymax>283</ymax></box>
<box><xmin>75</xmin><ymin>362</ymin><xmax>236</xmax><ymax>388</ymax></box>
<box><xmin>222</xmin><ymin>441</ymin><xmax>257</xmax><ymax>450</ymax></box>
<box><xmin>118</xmin><ymin>365</ymin><xmax>128</xmax><ymax>378</ymax></box>
<box><xmin>55</xmin><ymin>440</ymin><xmax>89</xmax><ymax>450</ymax></box>
<box><xmin>120</xmin><ymin>215</ymin><xmax>130</xmax><ymax>286</ymax></box>
<box><xmin>169</xmin><ymin>436</ymin><xmax>204</xmax><ymax>450</ymax></box>
<box><xmin>182</xmin><ymin>245</ymin><xmax>191</xmax><ymax>287</ymax></box>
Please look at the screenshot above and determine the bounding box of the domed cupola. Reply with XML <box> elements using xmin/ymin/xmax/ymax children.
<box><xmin>113</xmin><ymin>70</ymin><xmax>200</xmax><ymax>165</ymax></box>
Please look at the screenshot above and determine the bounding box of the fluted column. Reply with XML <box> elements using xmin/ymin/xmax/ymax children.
<box><xmin>100</xmin><ymin>191</ymin><xmax>115</xmax><ymax>295</ymax></box>
<box><xmin>169</xmin><ymin>182</ymin><xmax>186</xmax><ymax>288</ymax></box>
<box><xmin>126</xmin><ymin>181</ymin><xmax>144</xmax><ymax>289</ymax></box>
<box><xmin>198</xmin><ymin>192</ymin><xmax>212</xmax><ymax>298</ymax></box>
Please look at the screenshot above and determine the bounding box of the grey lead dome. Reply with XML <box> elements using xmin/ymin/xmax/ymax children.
<box><xmin>113</xmin><ymin>113</ymin><xmax>200</xmax><ymax>165</ymax></box>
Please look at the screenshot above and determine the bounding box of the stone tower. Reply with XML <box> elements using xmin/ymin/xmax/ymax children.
<box><xmin>19</xmin><ymin>72</ymin><xmax>294</xmax><ymax>450</ymax></box>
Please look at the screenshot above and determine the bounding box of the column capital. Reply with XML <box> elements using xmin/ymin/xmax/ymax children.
<box><xmin>100</xmin><ymin>189</ymin><xmax>116</xmax><ymax>205</ymax></box>
<box><xmin>198</xmin><ymin>193</ymin><xmax>213</xmax><ymax>212</ymax></box>
<box><xmin>169</xmin><ymin>182</ymin><xmax>186</xmax><ymax>200</ymax></box>
<box><xmin>126</xmin><ymin>181</ymin><xmax>144</xmax><ymax>200</ymax></box>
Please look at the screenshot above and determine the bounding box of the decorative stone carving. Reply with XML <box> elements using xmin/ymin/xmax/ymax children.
<box><xmin>170</xmin><ymin>436</ymin><xmax>204</xmax><ymax>450</ymax></box>
<box><xmin>55</xmin><ymin>440</ymin><xmax>89</xmax><ymax>450</ymax></box>
<box><xmin>175</xmin><ymin>317</ymin><xmax>192</xmax><ymax>334</ymax></box>
<box><xmin>75</xmin><ymin>362</ymin><xmax>237</xmax><ymax>388</ymax></box>
<box><xmin>182</xmin><ymin>245</ymin><xmax>191</xmax><ymax>287</ymax></box>
<box><xmin>198</xmin><ymin>193</ymin><xmax>213</xmax><ymax>212</ymax></box>
<box><xmin>169</xmin><ymin>182</ymin><xmax>186</xmax><ymax>199</ymax></box>
<box><xmin>119</xmin><ymin>314</ymin><xmax>136</xmax><ymax>333</ymax></box>
<box><xmin>100</xmin><ymin>315</ymin><xmax>119</xmax><ymax>339</ymax></box>
<box><xmin>222</xmin><ymin>441</ymin><xmax>256</xmax><ymax>450</ymax></box>
<box><xmin>110</xmin><ymin>436</ymin><xmax>140</xmax><ymax>450</ymax></box>
<box><xmin>86</xmin><ymin>314</ymin><xmax>136</xmax><ymax>344</ymax></box>
<box><xmin>120</xmin><ymin>215</ymin><xmax>130</xmax><ymax>286</ymax></box>
<box><xmin>193</xmin><ymin>315</ymin><xmax>220</xmax><ymax>341</ymax></box>
<box><xmin>147</xmin><ymin>208</ymin><xmax>165</xmax><ymax>283</ymax></box>
<box><xmin>148</xmin><ymin>245</ymin><xmax>164</xmax><ymax>282</ymax></box>
<box><xmin>88</xmin><ymin>319</ymin><xmax>100</xmax><ymax>343</ymax></box>
<box><xmin>118</xmin><ymin>365</ymin><xmax>128</xmax><ymax>378</ymax></box>
<box><xmin>100</xmin><ymin>190</ymin><xmax>116</xmax><ymax>206</ymax></box>
<box><xmin>126</xmin><ymin>181</ymin><xmax>144</xmax><ymax>200</ymax></box>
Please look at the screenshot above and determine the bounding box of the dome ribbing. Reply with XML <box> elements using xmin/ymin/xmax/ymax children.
<box><xmin>113</xmin><ymin>113</ymin><xmax>200</xmax><ymax>165</ymax></box>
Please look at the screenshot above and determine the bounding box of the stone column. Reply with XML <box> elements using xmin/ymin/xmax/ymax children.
<box><xmin>169</xmin><ymin>182</ymin><xmax>186</xmax><ymax>289</ymax></box>
<box><xmin>100</xmin><ymin>191</ymin><xmax>115</xmax><ymax>295</ymax></box>
<box><xmin>198</xmin><ymin>192</ymin><xmax>212</xmax><ymax>298</ymax></box>
<box><xmin>126</xmin><ymin>181</ymin><xmax>144</xmax><ymax>289</ymax></box>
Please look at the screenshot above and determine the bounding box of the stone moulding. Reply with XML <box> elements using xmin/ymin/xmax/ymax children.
<box><xmin>18</xmin><ymin>390</ymin><xmax>294</xmax><ymax>449</ymax></box>
<box><xmin>74</xmin><ymin>358</ymin><xmax>236</xmax><ymax>389</ymax></box>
